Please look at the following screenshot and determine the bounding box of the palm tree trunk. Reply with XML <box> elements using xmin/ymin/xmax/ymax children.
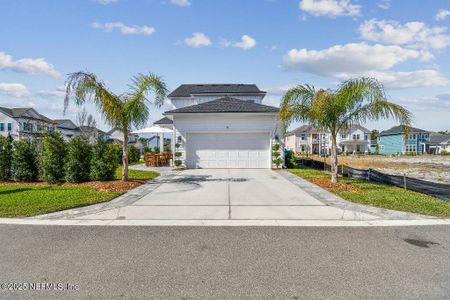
<box><xmin>122</xmin><ymin>129</ymin><xmax>129</xmax><ymax>181</ymax></box>
<box><xmin>330</xmin><ymin>133</ymin><xmax>338</xmax><ymax>183</ymax></box>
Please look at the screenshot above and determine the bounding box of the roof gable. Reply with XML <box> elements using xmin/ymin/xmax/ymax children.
<box><xmin>164</xmin><ymin>97</ymin><xmax>279</xmax><ymax>114</ymax></box>
<box><xmin>168</xmin><ymin>84</ymin><xmax>266</xmax><ymax>98</ymax></box>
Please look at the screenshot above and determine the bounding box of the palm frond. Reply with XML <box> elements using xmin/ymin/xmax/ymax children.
<box><xmin>128</xmin><ymin>73</ymin><xmax>169</xmax><ymax>108</ymax></box>
<box><xmin>64</xmin><ymin>71</ymin><xmax>123</xmax><ymax>126</ymax></box>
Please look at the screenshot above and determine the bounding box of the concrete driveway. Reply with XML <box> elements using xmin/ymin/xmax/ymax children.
<box><xmin>75</xmin><ymin>169</ymin><xmax>379</xmax><ymax>221</ymax></box>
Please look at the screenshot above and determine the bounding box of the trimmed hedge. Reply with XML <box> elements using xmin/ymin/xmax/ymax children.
<box><xmin>11</xmin><ymin>140</ymin><xmax>39</xmax><ymax>182</ymax></box>
<box><xmin>128</xmin><ymin>145</ymin><xmax>141</xmax><ymax>164</ymax></box>
<box><xmin>40</xmin><ymin>132</ymin><xmax>67</xmax><ymax>183</ymax></box>
<box><xmin>90</xmin><ymin>138</ymin><xmax>119</xmax><ymax>181</ymax></box>
<box><xmin>0</xmin><ymin>136</ymin><xmax>13</xmax><ymax>181</ymax></box>
<box><xmin>65</xmin><ymin>136</ymin><xmax>92</xmax><ymax>183</ymax></box>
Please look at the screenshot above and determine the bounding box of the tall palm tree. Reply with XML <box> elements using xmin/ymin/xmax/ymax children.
<box><xmin>64</xmin><ymin>71</ymin><xmax>168</xmax><ymax>181</ymax></box>
<box><xmin>279</xmin><ymin>77</ymin><xmax>412</xmax><ymax>183</ymax></box>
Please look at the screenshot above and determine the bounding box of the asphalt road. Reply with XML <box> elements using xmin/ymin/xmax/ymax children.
<box><xmin>0</xmin><ymin>225</ymin><xmax>449</xmax><ymax>299</ymax></box>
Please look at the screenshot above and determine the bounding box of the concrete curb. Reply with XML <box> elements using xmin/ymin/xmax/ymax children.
<box><xmin>0</xmin><ymin>218</ymin><xmax>449</xmax><ymax>227</ymax></box>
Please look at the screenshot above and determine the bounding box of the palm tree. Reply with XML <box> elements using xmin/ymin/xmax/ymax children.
<box><xmin>64</xmin><ymin>71</ymin><xmax>168</xmax><ymax>181</ymax></box>
<box><xmin>279</xmin><ymin>77</ymin><xmax>412</xmax><ymax>183</ymax></box>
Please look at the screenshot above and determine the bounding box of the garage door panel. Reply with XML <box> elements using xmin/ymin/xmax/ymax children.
<box><xmin>186</xmin><ymin>133</ymin><xmax>270</xmax><ymax>169</ymax></box>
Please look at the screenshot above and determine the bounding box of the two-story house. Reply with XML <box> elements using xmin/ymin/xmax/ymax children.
<box><xmin>54</xmin><ymin>119</ymin><xmax>81</xmax><ymax>140</ymax></box>
<box><xmin>0</xmin><ymin>107</ymin><xmax>56</xmax><ymax>140</ymax></box>
<box><xmin>163</xmin><ymin>84</ymin><xmax>282</xmax><ymax>169</ymax></box>
<box><xmin>285</xmin><ymin>125</ymin><xmax>371</xmax><ymax>155</ymax></box>
<box><xmin>337</xmin><ymin>125</ymin><xmax>371</xmax><ymax>153</ymax></box>
<box><xmin>285</xmin><ymin>125</ymin><xmax>330</xmax><ymax>155</ymax></box>
<box><xmin>378</xmin><ymin>125</ymin><xmax>430</xmax><ymax>154</ymax></box>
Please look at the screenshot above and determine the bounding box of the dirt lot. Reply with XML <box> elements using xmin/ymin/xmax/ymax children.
<box><xmin>308</xmin><ymin>155</ymin><xmax>450</xmax><ymax>184</ymax></box>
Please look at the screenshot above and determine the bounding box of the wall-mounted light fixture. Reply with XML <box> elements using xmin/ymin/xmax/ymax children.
<box><xmin>177</xmin><ymin>136</ymin><xmax>182</xmax><ymax>143</ymax></box>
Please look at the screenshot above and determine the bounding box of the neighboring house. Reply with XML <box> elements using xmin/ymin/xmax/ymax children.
<box><xmin>429</xmin><ymin>133</ymin><xmax>450</xmax><ymax>154</ymax></box>
<box><xmin>78</xmin><ymin>126</ymin><xmax>108</xmax><ymax>143</ymax></box>
<box><xmin>337</xmin><ymin>125</ymin><xmax>371</xmax><ymax>153</ymax></box>
<box><xmin>153</xmin><ymin>117</ymin><xmax>173</xmax><ymax>130</ymax></box>
<box><xmin>107</xmin><ymin>128</ymin><xmax>139</xmax><ymax>144</ymax></box>
<box><xmin>285</xmin><ymin>125</ymin><xmax>330</xmax><ymax>155</ymax></box>
<box><xmin>0</xmin><ymin>106</ymin><xmax>56</xmax><ymax>140</ymax></box>
<box><xmin>54</xmin><ymin>119</ymin><xmax>81</xmax><ymax>140</ymax></box>
<box><xmin>370</xmin><ymin>139</ymin><xmax>378</xmax><ymax>153</ymax></box>
<box><xmin>164</xmin><ymin>84</ymin><xmax>282</xmax><ymax>169</ymax></box>
<box><xmin>378</xmin><ymin>125</ymin><xmax>430</xmax><ymax>154</ymax></box>
<box><xmin>285</xmin><ymin>124</ymin><xmax>370</xmax><ymax>154</ymax></box>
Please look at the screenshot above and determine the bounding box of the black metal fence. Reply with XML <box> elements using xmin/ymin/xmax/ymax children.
<box><xmin>296</xmin><ymin>158</ymin><xmax>450</xmax><ymax>201</ymax></box>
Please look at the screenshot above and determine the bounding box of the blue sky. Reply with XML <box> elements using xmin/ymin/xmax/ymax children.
<box><xmin>0</xmin><ymin>0</ymin><xmax>449</xmax><ymax>131</ymax></box>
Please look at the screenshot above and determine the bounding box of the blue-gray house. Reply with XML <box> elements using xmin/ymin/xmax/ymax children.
<box><xmin>378</xmin><ymin>125</ymin><xmax>430</xmax><ymax>155</ymax></box>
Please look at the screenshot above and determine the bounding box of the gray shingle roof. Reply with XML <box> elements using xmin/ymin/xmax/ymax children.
<box><xmin>164</xmin><ymin>97</ymin><xmax>279</xmax><ymax>114</ymax></box>
<box><xmin>379</xmin><ymin>125</ymin><xmax>429</xmax><ymax>136</ymax></box>
<box><xmin>287</xmin><ymin>125</ymin><xmax>320</xmax><ymax>135</ymax></box>
<box><xmin>168</xmin><ymin>84</ymin><xmax>266</xmax><ymax>98</ymax></box>
<box><xmin>429</xmin><ymin>133</ymin><xmax>450</xmax><ymax>145</ymax></box>
<box><xmin>0</xmin><ymin>106</ymin><xmax>55</xmax><ymax>123</ymax></box>
<box><xmin>153</xmin><ymin>117</ymin><xmax>173</xmax><ymax>125</ymax></box>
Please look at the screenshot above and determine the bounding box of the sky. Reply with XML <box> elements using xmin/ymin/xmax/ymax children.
<box><xmin>0</xmin><ymin>0</ymin><xmax>449</xmax><ymax>132</ymax></box>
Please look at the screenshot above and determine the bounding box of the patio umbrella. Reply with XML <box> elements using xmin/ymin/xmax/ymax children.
<box><xmin>131</xmin><ymin>126</ymin><xmax>173</xmax><ymax>153</ymax></box>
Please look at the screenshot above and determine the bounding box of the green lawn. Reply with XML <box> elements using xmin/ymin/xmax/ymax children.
<box><xmin>289</xmin><ymin>166</ymin><xmax>450</xmax><ymax>218</ymax></box>
<box><xmin>0</xmin><ymin>185</ymin><xmax>120</xmax><ymax>218</ymax></box>
<box><xmin>115</xmin><ymin>167</ymin><xmax>160</xmax><ymax>181</ymax></box>
<box><xmin>0</xmin><ymin>168</ymin><xmax>160</xmax><ymax>218</ymax></box>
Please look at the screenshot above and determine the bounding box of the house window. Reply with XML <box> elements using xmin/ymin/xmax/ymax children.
<box><xmin>7</xmin><ymin>123</ymin><xmax>12</xmax><ymax>131</ymax></box>
<box><xmin>23</xmin><ymin>123</ymin><xmax>33</xmax><ymax>132</ymax></box>
<box><xmin>356</xmin><ymin>134</ymin><xmax>360</xmax><ymax>140</ymax></box>
<box><xmin>341</xmin><ymin>134</ymin><xmax>346</xmax><ymax>139</ymax></box>
<box><xmin>300</xmin><ymin>134</ymin><xmax>305</xmax><ymax>140</ymax></box>
<box><xmin>406</xmin><ymin>144</ymin><xmax>417</xmax><ymax>153</ymax></box>
<box><xmin>0</xmin><ymin>123</ymin><xmax>4</xmax><ymax>131</ymax></box>
<box><xmin>364</xmin><ymin>135</ymin><xmax>368</xmax><ymax>140</ymax></box>
<box><xmin>379</xmin><ymin>145</ymin><xmax>385</xmax><ymax>150</ymax></box>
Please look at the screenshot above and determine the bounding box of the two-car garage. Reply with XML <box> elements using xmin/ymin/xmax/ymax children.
<box><xmin>185</xmin><ymin>132</ymin><xmax>271</xmax><ymax>169</ymax></box>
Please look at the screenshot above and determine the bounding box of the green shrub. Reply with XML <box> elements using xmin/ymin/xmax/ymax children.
<box><xmin>144</xmin><ymin>146</ymin><xmax>152</xmax><ymax>153</ymax></box>
<box><xmin>65</xmin><ymin>137</ymin><xmax>92</xmax><ymax>183</ymax></box>
<box><xmin>0</xmin><ymin>136</ymin><xmax>13</xmax><ymax>181</ymax></box>
<box><xmin>11</xmin><ymin>140</ymin><xmax>39</xmax><ymax>182</ymax></box>
<box><xmin>174</xmin><ymin>160</ymin><xmax>182</xmax><ymax>167</ymax></box>
<box><xmin>90</xmin><ymin>138</ymin><xmax>118</xmax><ymax>181</ymax></box>
<box><xmin>153</xmin><ymin>146</ymin><xmax>160</xmax><ymax>153</ymax></box>
<box><xmin>163</xmin><ymin>144</ymin><xmax>171</xmax><ymax>152</ymax></box>
<box><xmin>40</xmin><ymin>132</ymin><xmax>66</xmax><ymax>183</ymax></box>
<box><xmin>272</xmin><ymin>143</ymin><xmax>281</xmax><ymax>151</ymax></box>
<box><xmin>109</xmin><ymin>143</ymin><xmax>123</xmax><ymax>164</ymax></box>
<box><xmin>284</xmin><ymin>150</ymin><xmax>298</xmax><ymax>169</ymax></box>
<box><xmin>128</xmin><ymin>145</ymin><xmax>141</xmax><ymax>164</ymax></box>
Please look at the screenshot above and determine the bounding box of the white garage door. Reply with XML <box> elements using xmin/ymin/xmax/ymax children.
<box><xmin>186</xmin><ymin>132</ymin><xmax>271</xmax><ymax>169</ymax></box>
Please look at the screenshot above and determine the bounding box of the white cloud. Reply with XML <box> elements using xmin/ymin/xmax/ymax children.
<box><xmin>377</xmin><ymin>0</ymin><xmax>390</xmax><ymax>10</ymax></box>
<box><xmin>233</xmin><ymin>35</ymin><xmax>256</xmax><ymax>50</ymax></box>
<box><xmin>171</xmin><ymin>0</ymin><xmax>191</xmax><ymax>7</ymax></box>
<box><xmin>94</xmin><ymin>0</ymin><xmax>119</xmax><ymax>4</ymax></box>
<box><xmin>221</xmin><ymin>35</ymin><xmax>257</xmax><ymax>50</ymax></box>
<box><xmin>92</xmin><ymin>22</ymin><xmax>155</xmax><ymax>35</ymax></box>
<box><xmin>283</xmin><ymin>42</ymin><xmax>432</xmax><ymax>78</ymax></box>
<box><xmin>299</xmin><ymin>0</ymin><xmax>361</xmax><ymax>17</ymax></box>
<box><xmin>183</xmin><ymin>32</ymin><xmax>211</xmax><ymax>47</ymax></box>
<box><xmin>0</xmin><ymin>83</ymin><xmax>30</xmax><ymax>97</ymax></box>
<box><xmin>37</xmin><ymin>86</ymin><xmax>66</xmax><ymax>99</ymax></box>
<box><xmin>436</xmin><ymin>9</ymin><xmax>450</xmax><ymax>21</ymax></box>
<box><xmin>263</xmin><ymin>85</ymin><xmax>296</xmax><ymax>95</ymax></box>
<box><xmin>366</xmin><ymin>70</ymin><xmax>450</xmax><ymax>89</ymax></box>
<box><xmin>359</xmin><ymin>19</ymin><xmax>450</xmax><ymax>49</ymax></box>
<box><xmin>0</xmin><ymin>52</ymin><xmax>61</xmax><ymax>78</ymax></box>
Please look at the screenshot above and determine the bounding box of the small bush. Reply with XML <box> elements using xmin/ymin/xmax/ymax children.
<box><xmin>0</xmin><ymin>136</ymin><xmax>13</xmax><ymax>181</ymax></box>
<box><xmin>144</xmin><ymin>146</ymin><xmax>152</xmax><ymax>153</ymax></box>
<box><xmin>272</xmin><ymin>144</ymin><xmax>280</xmax><ymax>151</ymax></box>
<box><xmin>65</xmin><ymin>137</ymin><xmax>92</xmax><ymax>183</ymax></box>
<box><xmin>128</xmin><ymin>145</ymin><xmax>141</xmax><ymax>164</ymax></box>
<box><xmin>90</xmin><ymin>138</ymin><xmax>118</xmax><ymax>181</ymax></box>
<box><xmin>153</xmin><ymin>146</ymin><xmax>160</xmax><ymax>153</ymax></box>
<box><xmin>11</xmin><ymin>140</ymin><xmax>39</xmax><ymax>182</ymax></box>
<box><xmin>174</xmin><ymin>160</ymin><xmax>182</xmax><ymax>167</ymax></box>
<box><xmin>109</xmin><ymin>143</ymin><xmax>123</xmax><ymax>164</ymax></box>
<box><xmin>284</xmin><ymin>150</ymin><xmax>298</xmax><ymax>169</ymax></box>
<box><xmin>40</xmin><ymin>132</ymin><xmax>66</xmax><ymax>183</ymax></box>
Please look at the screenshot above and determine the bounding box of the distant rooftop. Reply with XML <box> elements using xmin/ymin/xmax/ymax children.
<box><xmin>379</xmin><ymin>125</ymin><xmax>429</xmax><ymax>136</ymax></box>
<box><xmin>167</xmin><ymin>84</ymin><xmax>266</xmax><ymax>98</ymax></box>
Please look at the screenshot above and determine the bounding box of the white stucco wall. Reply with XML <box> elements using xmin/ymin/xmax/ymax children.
<box><xmin>0</xmin><ymin>111</ymin><xmax>19</xmax><ymax>139</ymax></box>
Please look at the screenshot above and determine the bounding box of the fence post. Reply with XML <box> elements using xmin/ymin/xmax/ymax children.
<box><xmin>403</xmin><ymin>173</ymin><xmax>407</xmax><ymax>190</ymax></box>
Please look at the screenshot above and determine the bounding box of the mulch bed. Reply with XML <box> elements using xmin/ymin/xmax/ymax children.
<box><xmin>0</xmin><ymin>180</ymin><xmax>146</xmax><ymax>193</ymax></box>
<box><xmin>310</xmin><ymin>178</ymin><xmax>362</xmax><ymax>193</ymax></box>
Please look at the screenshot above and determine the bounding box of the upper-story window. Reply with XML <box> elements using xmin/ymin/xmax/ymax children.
<box><xmin>7</xmin><ymin>123</ymin><xmax>12</xmax><ymax>131</ymax></box>
<box><xmin>341</xmin><ymin>134</ymin><xmax>346</xmax><ymax>139</ymax></box>
<box><xmin>0</xmin><ymin>123</ymin><xmax>4</xmax><ymax>131</ymax></box>
<box><xmin>300</xmin><ymin>133</ymin><xmax>305</xmax><ymax>140</ymax></box>
<box><xmin>23</xmin><ymin>122</ymin><xmax>33</xmax><ymax>132</ymax></box>
<box><xmin>364</xmin><ymin>135</ymin><xmax>368</xmax><ymax>140</ymax></box>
